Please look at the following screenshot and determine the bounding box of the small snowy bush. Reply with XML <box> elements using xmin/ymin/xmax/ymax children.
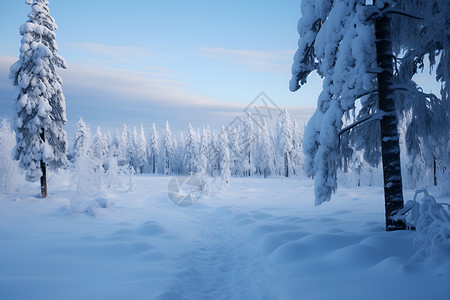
<box><xmin>398</xmin><ymin>190</ymin><xmax>450</xmax><ymax>260</ymax></box>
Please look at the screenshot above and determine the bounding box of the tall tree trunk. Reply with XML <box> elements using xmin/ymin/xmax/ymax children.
<box><xmin>433</xmin><ymin>156</ymin><xmax>437</xmax><ymax>186</ymax></box>
<box><xmin>248</xmin><ymin>151</ymin><xmax>251</xmax><ymax>177</ymax></box>
<box><xmin>153</xmin><ymin>156</ymin><xmax>156</xmax><ymax>174</ymax></box>
<box><xmin>40</xmin><ymin>129</ymin><xmax>48</xmax><ymax>198</ymax></box>
<box><xmin>284</xmin><ymin>152</ymin><xmax>289</xmax><ymax>177</ymax></box>
<box><xmin>375</xmin><ymin>10</ymin><xmax>406</xmax><ymax>231</ymax></box>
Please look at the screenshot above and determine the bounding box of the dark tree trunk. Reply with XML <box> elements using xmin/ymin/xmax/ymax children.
<box><xmin>153</xmin><ymin>156</ymin><xmax>156</xmax><ymax>174</ymax></box>
<box><xmin>40</xmin><ymin>129</ymin><xmax>48</xmax><ymax>198</ymax></box>
<box><xmin>248</xmin><ymin>151</ymin><xmax>251</xmax><ymax>177</ymax></box>
<box><xmin>433</xmin><ymin>156</ymin><xmax>437</xmax><ymax>186</ymax></box>
<box><xmin>284</xmin><ymin>152</ymin><xmax>289</xmax><ymax>177</ymax></box>
<box><xmin>374</xmin><ymin>10</ymin><xmax>406</xmax><ymax>231</ymax></box>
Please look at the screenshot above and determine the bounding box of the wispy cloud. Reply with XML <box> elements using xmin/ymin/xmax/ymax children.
<box><xmin>0</xmin><ymin>54</ymin><xmax>245</xmax><ymax>132</ymax></box>
<box><xmin>68</xmin><ymin>43</ymin><xmax>153</xmax><ymax>62</ymax></box>
<box><xmin>59</xmin><ymin>62</ymin><xmax>236</xmax><ymax>109</ymax></box>
<box><xmin>199</xmin><ymin>47</ymin><xmax>295</xmax><ymax>73</ymax></box>
<box><xmin>0</xmin><ymin>54</ymin><xmax>313</xmax><ymax>136</ymax></box>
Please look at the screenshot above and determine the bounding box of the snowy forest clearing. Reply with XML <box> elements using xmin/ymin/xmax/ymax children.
<box><xmin>0</xmin><ymin>175</ymin><xmax>449</xmax><ymax>300</ymax></box>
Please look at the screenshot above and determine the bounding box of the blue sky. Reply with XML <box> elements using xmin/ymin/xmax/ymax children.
<box><xmin>0</xmin><ymin>0</ymin><xmax>321</xmax><ymax>136</ymax></box>
<box><xmin>0</xmin><ymin>0</ymin><xmax>441</xmax><ymax>137</ymax></box>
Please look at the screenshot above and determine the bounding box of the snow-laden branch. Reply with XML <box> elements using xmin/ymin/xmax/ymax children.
<box><xmin>366</xmin><ymin>6</ymin><xmax>423</xmax><ymax>22</ymax></box>
<box><xmin>338</xmin><ymin>111</ymin><xmax>386</xmax><ymax>138</ymax></box>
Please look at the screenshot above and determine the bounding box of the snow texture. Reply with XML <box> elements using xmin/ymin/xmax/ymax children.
<box><xmin>0</xmin><ymin>175</ymin><xmax>449</xmax><ymax>300</ymax></box>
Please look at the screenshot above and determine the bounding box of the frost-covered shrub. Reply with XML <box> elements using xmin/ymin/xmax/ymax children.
<box><xmin>73</xmin><ymin>149</ymin><xmax>102</xmax><ymax>197</ymax></box>
<box><xmin>0</xmin><ymin>120</ymin><xmax>21</xmax><ymax>193</ymax></box>
<box><xmin>398</xmin><ymin>190</ymin><xmax>450</xmax><ymax>259</ymax></box>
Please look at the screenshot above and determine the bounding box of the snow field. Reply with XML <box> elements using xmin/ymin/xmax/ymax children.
<box><xmin>0</xmin><ymin>175</ymin><xmax>449</xmax><ymax>300</ymax></box>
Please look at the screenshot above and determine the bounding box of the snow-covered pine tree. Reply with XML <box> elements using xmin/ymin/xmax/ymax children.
<box><xmin>73</xmin><ymin>118</ymin><xmax>92</xmax><ymax>160</ymax></box>
<box><xmin>71</xmin><ymin>121</ymin><xmax>100</xmax><ymax>197</ymax></box>
<box><xmin>210</xmin><ymin>130</ymin><xmax>221</xmax><ymax>176</ymax></box>
<box><xmin>290</xmin><ymin>0</ymin><xmax>449</xmax><ymax>230</ymax></box>
<box><xmin>257</xmin><ymin>120</ymin><xmax>275</xmax><ymax>178</ymax></box>
<box><xmin>242</xmin><ymin>114</ymin><xmax>256</xmax><ymax>177</ymax></box>
<box><xmin>147</xmin><ymin>123</ymin><xmax>159</xmax><ymax>174</ymax></box>
<box><xmin>291</xmin><ymin>119</ymin><xmax>304</xmax><ymax>176</ymax></box>
<box><xmin>120</xmin><ymin>124</ymin><xmax>130</xmax><ymax>166</ymax></box>
<box><xmin>160</xmin><ymin>121</ymin><xmax>173</xmax><ymax>175</ymax></box>
<box><xmin>132</xmin><ymin>124</ymin><xmax>147</xmax><ymax>174</ymax></box>
<box><xmin>91</xmin><ymin>126</ymin><xmax>108</xmax><ymax>173</ymax></box>
<box><xmin>218</xmin><ymin>126</ymin><xmax>231</xmax><ymax>185</ymax></box>
<box><xmin>109</xmin><ymin>129</ymin><xmax>125</xmax><ymax>167</ymax></box>
<box><xmin>128</xmin><ymin>127</ymin><xmax>139</xmax><ymax>172</ymax></box>
<box><xmin>389</xmin><ymin>1</ymin><xmax>449</xmax><ymax>192</ymax></box>
<box><xmin>10</xmin><ymin>0</ymin><xmax>68</xmax><ymax>198</ymax></box>
<box><xmin>174</xmin><ymin>132</ymin><xmax>184</xmax><ymax>174</ymax></box>
<box><xmin>201</xmin><ymin>126</ymin><xmax>215</xmax><ymax>176</ymax></box>
<box><xmin>276</xmin><ymin>109</ymin><xmax>294</xmax><ymax>177</ymax></box>
<box><xmin>229</xmin><ymin>126</ymin><xmax>243</xmax><ymax>176</ymax></box>
<box><xmin>185</xmin><ymin>123</ymin><xmax>200</xmax><ymax>174</ymax></box>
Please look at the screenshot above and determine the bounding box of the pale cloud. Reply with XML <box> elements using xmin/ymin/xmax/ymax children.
<box><xmin>60</xmin><ymin>62</ymin><xmax>239</xmax><ymax>109</ymax></box>
<box><xmin>199</xmin><ymin>47</ymin><xmax>295</xmax><ymax>73</ymax></box>
<box><xmin>67</xmin><ymin>43</ymin><xmax>153</xmax><ymax>62</ymax></box>
<box><xmin>0</xmin><ymin>53</ymin><xmax>313</xmax><ymax>137</ymax></box>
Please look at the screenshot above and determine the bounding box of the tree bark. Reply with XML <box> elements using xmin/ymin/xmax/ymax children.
<box><xmin>374</xmin><ymin>10</ymin><xmax>406</xmax><ymax>231</ymax></box>
<box><xmin>153</xmin><ymin>156</ymin><xmax>156</xmax><ymax>174</ymax></box>
<box><xmin>284</xmin><ymin>152</ymin><xmax>289</xmax><ymax>177</ymax></box>
<box><xmin>40</xmin><ymin>129</ymin><xmax>48</xmax><ymax>198</ymax></box>
<box><xmin>433</xmin><ymin>156</ymin><xmax>437</xmax><ymax>186</ymax></box>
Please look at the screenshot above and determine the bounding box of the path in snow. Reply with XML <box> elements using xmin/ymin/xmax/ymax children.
<box><xmin>161</xmin><ymin>207</ymin><xmax>273</xmax><ymax>300</ymax></box>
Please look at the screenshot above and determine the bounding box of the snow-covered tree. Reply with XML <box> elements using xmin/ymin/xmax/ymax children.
<box><xmin>108</xmin><ymin>129</ymin><xmax>126</xmax><ymax>167</ymax></box>
<box><xmin>290</xmin><ymin>0</ymin><xmax>449</xmax><ymax>230</ymax></box>
<box><xmin>291</xmin><ymin>119</ymin><xmax>304</xmax><ymax>176</ymax></box>
<box><xmin>73</xmin><ymin>118</ymin><xmax>91</xmax><ymax>159</ymax></box>
<box><xmin>276</xmin><ymin>109</ymin><xmax>294</xmax><ymax>177</ymax></box>
<box><xmin>173</xmin><ymin>132</ymin><xmax>185</xmax><ymax>175</ymax></box>
<box><xmin>120</xmin><ymin>124</ymin><xmax>130</xmax><ymax>166</ymax></box>
<box><xmin>256</xmin><ymin>120</ymin><xmax>275</xmax><ymax>178</ymax></box>
<box><xmin>200</xmin><ymin>126</ymin><xmax>217</xmax><ymax>176</ymax></box>
<box><xmin>10</xmin><ymin>0</ymin><xmax>68</xmax><ymax>198</ymax></box>
<box><xmin>91</xmin><ymin>126</ymin><xmax>108</xmax><ymax>172</ymax></box>
<box><xmin>129</xmin><ymin>125</ymin><xmax>147</xmax><ymax>174</ymax></box>
<box><xmin>218</xmin><ymin>127</ymin><xmax>231</xmax><ymax>185</ymax></box>
<box><xmin>0</xmin><ymin>120</ymin><xmax>21</xmax><ymax>193</ymax></box>
<box><xmin>242</xmin><ymin>114</ymin><xmax>256</xmax><ymax>177</ymax></box>
<box><xmin>160</xmin><ymin>121</ymin><xmax>173</xmax><ymax>175</ymax></box>
<box><xmin>72</xmin><ymin>122</ymin><xmax>100</xmax><ymax>197</ymax></box>
<box><xmin>147</xmin><ymin>123</ymin><xmax>159</xmax><ymax>174</ymax></box>
<box><xmin>185</xmin><ymin>123</ymin><xmax>200</xmax><ymax>174</ymax></box>
<box><xmin>229</xmin><ymin>126</ymin><xmax>244</xmax><ymax>176</ymax></box>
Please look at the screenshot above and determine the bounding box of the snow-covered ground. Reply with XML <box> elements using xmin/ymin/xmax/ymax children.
<box><xmin>0</xmin><ymin>174</ymin><xmax>449</xmax><ymax>300</ymax></box>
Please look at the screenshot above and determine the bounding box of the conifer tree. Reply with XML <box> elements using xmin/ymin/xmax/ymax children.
<box><xmin>161</xmin><ymin>121</ymin><xmax>173</xmax><ymax>175</ymax></box>
<box><xmin>148</xmin><ymin>123</ymin><xmax>159</xmax><ymax>174</ymax></box>
<box><xmin>185</xmin><ymin>123</ymin><xmax>200</xmax><ymax>174</ymax></box>
<box><xmin>218</xmin><ymin>127</ymin><xmax>231</xmax><ymax>185</ymax></box>
<box><xmin>290</xmin><ymin>0</ymin><xmax>449</xmax><ymax>230</ymax></box>
<box><xmin>73</xmin><ymin>118</ymin><xmax>91</xmax><ymax>159</ymax></box>
<box><xmin>276</xmin><ymin>109</ymin><xmax>294</xmax><ymax>177</ymax></box>
<box><xmin>10</xmin><ymin>0</ymin><xmax>68</xmax><ymax>198</ymax></box>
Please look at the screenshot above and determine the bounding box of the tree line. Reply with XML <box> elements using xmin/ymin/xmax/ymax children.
<box><xmin>71</xmin><ymin>109</ymin><xmax>305</xmax><ymax>181</ymax></box>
